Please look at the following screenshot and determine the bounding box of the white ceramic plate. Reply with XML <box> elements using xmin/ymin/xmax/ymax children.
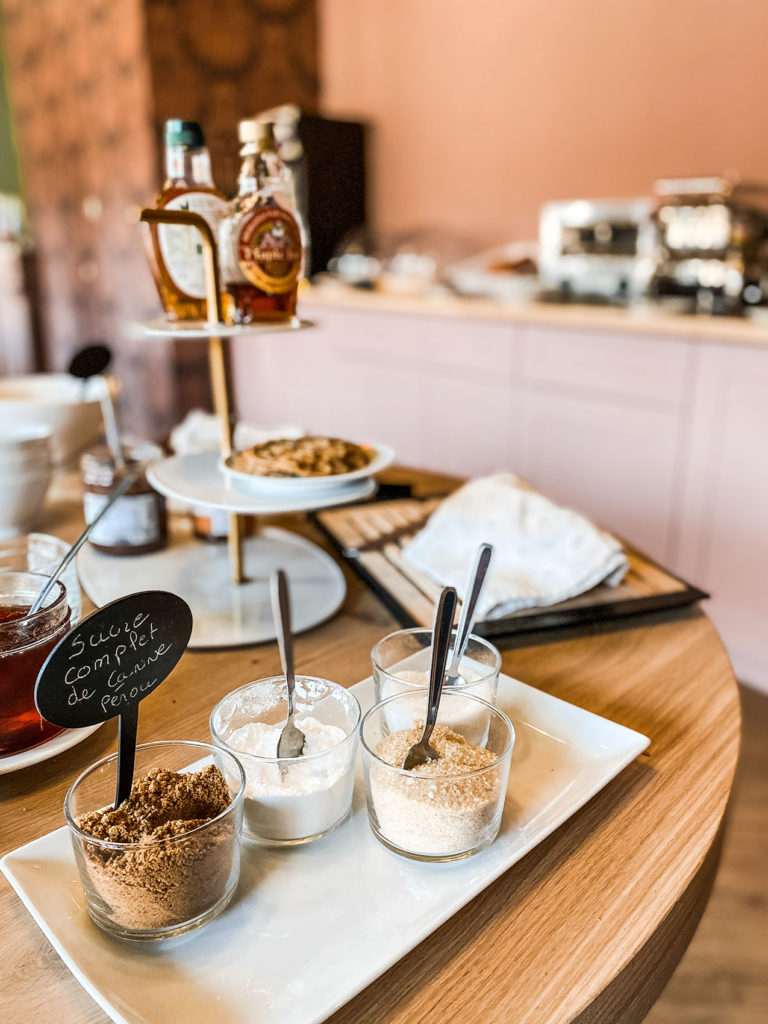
<box><xmin>445</xmin><ymin>242</ymin><xmax>541</xmax><ymax>302</ymax></box>
<box><xmin>146</xmin><ymin>450</ymin><xmax>377</xmax><ymax>513</ymax></box>
<box><xmin>0</xmin><ymin>724</ymin><xmax>101</xmax><ymax>776</ymax></box>
<box><xmin>133</xmin><ymin>317</ymin><xmax>311</xmax><ymax>339</ymax></box>
<box><xmin>221</xmin><ymin>442</ymin><xmax>395</xmax><ymax>497</ymax></box>
<box><xmin>1</xmin><ymin>674</ymin><xmax>648</xmax><ymax>1024</ymax></box>
<box><xmin>77</xmin><ymin>527</ymin><xmax>346</xmax><ymax>649</ymax></box>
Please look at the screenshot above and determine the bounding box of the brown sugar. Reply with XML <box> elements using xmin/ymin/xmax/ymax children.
<box><xmin>77</xmin><ymin>765</ymin><xmax>231</xmax><ymax>843</ymax></box>
<box><xmin>74</xmin><ymin>765</ymin><xmax>237</xmax><ymax>933</ymax></box>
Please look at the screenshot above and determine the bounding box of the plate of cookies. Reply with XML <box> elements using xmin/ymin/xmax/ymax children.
<box><xmin>220</xmin><ymin>436</ymin><xmax>395</xmax><ymax>496</ymax></box>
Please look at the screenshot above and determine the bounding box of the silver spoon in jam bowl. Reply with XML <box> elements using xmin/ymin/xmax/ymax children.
<box><xmin>271</xmin><ymin>569</ymin><xmax>306</xmax><ymax>759</ymax></box>
<box><xmin>401</xmin><ymin>586</ymin><xmax>457</xmax><ymax>771</ymax></box>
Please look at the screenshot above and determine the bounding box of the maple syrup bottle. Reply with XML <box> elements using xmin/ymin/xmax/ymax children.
<box><xmin>218</xmin><ymin>120</ymin><xmax>303</xmax><ymax>324</ymax></box>
<box><xmin>145</xmin><ymin>120</ymin><xmax>227</xmax><ymax>321</ymax></box>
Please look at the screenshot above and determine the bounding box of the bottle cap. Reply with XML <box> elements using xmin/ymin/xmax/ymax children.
<box><xmin>238</xmin><ymin>119</ymin><xmax>276</xmax><ymax>149</ymax></box>
<box><xmin>165</xmin><ymin>120</ymin><xmax>205</xmax><ymax>150</ymax></box>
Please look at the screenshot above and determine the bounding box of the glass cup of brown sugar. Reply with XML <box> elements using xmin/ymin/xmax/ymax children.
<box><xmin>0</xmin><ymin>570</ymin><xmax>71</xmax><ymax>756</ymax></box>
<box><xmin>65</xmin><ymin>740</ymin><xmax>246</xmax><ymax>940</ymax></box>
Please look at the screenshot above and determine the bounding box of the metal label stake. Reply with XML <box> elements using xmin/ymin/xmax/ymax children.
<box><xmin>35</xmin><ymin>591</ymin><xmax>193</xmax><ymax>809</ymax></box>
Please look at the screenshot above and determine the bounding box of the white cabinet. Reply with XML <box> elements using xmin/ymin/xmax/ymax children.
<box><xmin>230</xmin><ymin>300</ymin><xmax>768</xmax><ymax>692</ymax></box>
<box><xmin>233</xmin><ymin>306</ymin><xmax>526</xmax><ymax>477</ymax></box>
<box><xmin>523</xmin><ymin>325</ymin><xmax>690</xmax><ymax>404</ymax></box>
<box><xmin>231</xmin><ymin>322</ymin><xmax>329</xmax><ymax>428</ymax></box>
<box><xmin>676</xmin><ymin>343</ymin><xmax>768</xmax><ymax>684</ymax></box>
<box><xmin>522</xmin><ymin>389</ymin><xmax>684</xmax><ymax>563</ymax></box>
<box><xmin>420</xmin><ymin>373</ymin><xmax>525</xmax><ymax>478</ymax></box>
<box><xmin>521</xmin><ymin>327</ymin><xmax>692</xmax><ymax>563</ymax></box>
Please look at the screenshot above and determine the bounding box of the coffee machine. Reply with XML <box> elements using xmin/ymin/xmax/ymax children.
<box><xmin>538</xmin><ymin>198</ymin><xmax>655</xmax><ymax>302</ymax></box>
<box><xmin>649</xmin><ymin>177</ymin><xmax>768</xmax><ymax>314</ymax></box>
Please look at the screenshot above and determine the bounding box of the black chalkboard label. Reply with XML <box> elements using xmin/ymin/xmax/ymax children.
<box><xmin>35</xmin><ymin>591</ymin><xmax>193</xmax><ymax>729</ymax></box>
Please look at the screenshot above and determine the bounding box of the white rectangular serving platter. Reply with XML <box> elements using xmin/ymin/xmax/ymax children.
<box><xmin>1</xmin><ymin>674</ymin><xmax>649</xmax><ymax>1024</ymax></box>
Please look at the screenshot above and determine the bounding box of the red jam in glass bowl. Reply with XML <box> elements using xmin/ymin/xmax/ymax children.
<box><xmin>0</xmin><ymin>571</ymin><xmax>71</xmax><ymax>756</ymax></box>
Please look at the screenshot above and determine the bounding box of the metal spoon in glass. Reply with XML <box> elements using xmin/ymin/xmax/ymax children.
<box><xmin>68</xmin><ymin>344</ymin><xmax>125</xmax><ymax>470</ymax></box>
<box><xmin>401</xmin><ymin>586</ymin><xmax>458</xmax><ymax>771</ymax></box>
<box><xmin>270</xmin><ymin>569</ymin><xmax>306</xmax><ymax>759</ymax></box>
<box><xmin>444</xmin><ymin>542</ymin><xmax>493</xmax><ymax>687</ymax></box>
<box><xmin>26</xmin><ymin>472</ymin><xmax>137</xmax><ymax>618</ymax></box>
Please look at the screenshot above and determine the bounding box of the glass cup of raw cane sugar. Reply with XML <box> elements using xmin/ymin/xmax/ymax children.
<box><xmin>372</xmin><ymin>627</ymin><xmax>501</xmax><ymax>746</ymax></box>
<box><xmin>361</xmin><ymin>689</ymin><xmax>515</xmax><ymax>862</ymax></box>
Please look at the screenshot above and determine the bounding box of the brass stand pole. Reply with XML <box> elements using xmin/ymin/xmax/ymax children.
<box><xmin>140</xmin><ymin>208</ymin><xmax>245</xmax><ymax>583</ymax></box>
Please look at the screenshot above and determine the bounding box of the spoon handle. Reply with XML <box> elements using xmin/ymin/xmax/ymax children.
<box><xmin>423</xmin><ymin>587</ymin><xmax>458</xmax><ymax>745</ymax></box>
<box><xmin>447</xmin><ymin>542</ymin><xmax>493</xmax><ymax>677</ymax></box>
<box><xmin>28</xmin><ymin>472</ymin><xmax>137</xmax><ymax>617</ymax></box>
<box><xmin>99</xmin><ymin>376</ymin><xmax>125</xmax><ymax>470</ymax></box>
<box><xmin>270</xmin><ymin>569</ymin><xmax>296</xmax><ymax>716</ymax></box>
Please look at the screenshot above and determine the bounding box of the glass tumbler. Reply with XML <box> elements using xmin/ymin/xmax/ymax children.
<box><xmin>210</xmin><ymin>675</ymin><xmax>361</xmax><ymax>845</ymax></box>
<box><xmin>0</xmin><ymin>533</ymin><xmax>82</xmax><ymax>622</ymax></box>
<box><xmin>64</xmin><ymin>740</ymin><xmax>245</xmax><ymax>940</ymax></box>
<box><xmin>361</xmin><ymin>690</ymin><xmax>514</xmax><ymax>862</ymax></box>
<box><xmin>372</xmin><ymin>627</ymin><xmax>501</xmax><ymax>745</ymax></box>
<box><xmin>0</xmin><ymin>570</ymin><xmax>71</xmax><ymax>755</ymax></box>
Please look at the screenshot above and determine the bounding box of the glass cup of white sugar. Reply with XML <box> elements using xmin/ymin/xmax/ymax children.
<box><xmin>371</xmin><ymin>628</ymin><xmax>501</xmax><ymax>746</ymax></box>
<box><xmin>210</xmin><ymin>676</ymin><xmax>361</xmax><ymax>845</ymax></box>
<box><xmin>361</xmin><ymin>690</ymin><xmax>515</xmax><ymax>862</ymax></box>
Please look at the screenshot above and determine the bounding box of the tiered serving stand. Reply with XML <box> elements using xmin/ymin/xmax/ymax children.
<box><xmin>77</xmin><ymin>208</ymin><xmax>376</xmax><ymax>648</ymax></box>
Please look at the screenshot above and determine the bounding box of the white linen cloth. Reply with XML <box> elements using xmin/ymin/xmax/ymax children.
<box><xmin>403</xmin><ymin>474</ymin><xmax>628</xmax><ymax>620</ymax></box>
<box><xmin>169</xmin><ymin>410</ymin><xmax>303</xmax><ymax>455</ymax></box>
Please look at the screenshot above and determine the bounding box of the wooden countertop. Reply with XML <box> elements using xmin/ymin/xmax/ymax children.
<box><xmin>304</xmin><ymin>282</ymin><xmax>768</xmax><ymax>347</ymax></box>
<box><xmin>0</xmin><ymin>471</ymin><xmax>741</xmax><ymax>1024</ymax></box>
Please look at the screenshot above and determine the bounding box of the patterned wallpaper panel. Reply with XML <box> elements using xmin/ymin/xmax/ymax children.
<box><xmin>146</xmin><ymin>0</ymin><xmax>319</xmax><ymax>193</ymax></box>
<box><xmin>1</xmin><ymin>0</ymin><xmax>319</xmax><ymax>437</ymax></box>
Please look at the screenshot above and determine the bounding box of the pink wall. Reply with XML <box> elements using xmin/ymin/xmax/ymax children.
<box><xmin>319</xmin><ymin>0</ymin><xmax>768</xmax><ymax>248</ymax></box>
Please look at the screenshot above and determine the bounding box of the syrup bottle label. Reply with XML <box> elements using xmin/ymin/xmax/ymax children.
<box><xmin>158</xmin><ymin>192</ymin><xmax>227</xmax><ymax>299</ymax></box>
<box><xmin>237</xmin><ymin>206</ymin><xmax>302</xmax><ymax>295</ymax></box>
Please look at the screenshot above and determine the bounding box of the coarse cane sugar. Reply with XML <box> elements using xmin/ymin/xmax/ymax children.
<box><xmin>370</xmin><ymin>724</ymin><xmax>504</xmax><ymax>857</ymax></box>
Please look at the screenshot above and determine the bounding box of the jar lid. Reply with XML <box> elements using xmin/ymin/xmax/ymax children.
<box><xmin>165</xmin><ymin>120</ymin><xmax>205</xmax><ymax>151</ymax></box>
<box><xmin>81</xmin><ymin>442</ymin><xmax>162</xmax><ymax>489</ymax></box>
<box><xmin>238</xmin><ymin>119</ymin><xmax>275</xmax><ymax>150</ymax></box>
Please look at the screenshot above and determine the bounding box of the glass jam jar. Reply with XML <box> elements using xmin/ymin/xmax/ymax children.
<box><xmin>81</xmin><ymin>444</ymin><xmax>167</xmax><ymax>556</ymax></box>
<box><xmin>190</xmin><ymin>508</ymin><xmax>256</xmax><ymax>544</ymax></box>
<box><xmin>191</xmin><ymin>504</ymin><xmax>231</xmax><ymax>543</ymax></box>
<box><xmin>0</xmin><ymin>570</ymin><xmax>71</xmax><ymax>755</ymax></box>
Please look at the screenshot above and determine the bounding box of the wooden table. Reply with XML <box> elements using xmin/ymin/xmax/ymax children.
<box><xmin>0</xmin><ymin>472</ymin><xmax>741</xmax><ymax>1024</ymax></box>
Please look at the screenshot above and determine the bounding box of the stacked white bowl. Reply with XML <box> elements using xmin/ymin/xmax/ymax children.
<box><xmin>0</xmin><ymin>373</ymin><xmax>109</xmax><ymax>465</ymax></box>
<box><xmin>0</xmin><ymin>427</ymin><xmax>54</xmax><ymax>538</ymax></box>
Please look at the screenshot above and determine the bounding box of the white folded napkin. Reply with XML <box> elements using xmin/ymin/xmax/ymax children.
<box><xmin>403</xmin><ymin>474</ymin><xmax>628</xmax><ymax>620</ymax></box>
<box><xmin>169</xmin><ymin>410</ymin><xmax>303</xmax><ymax>455</ymax></box>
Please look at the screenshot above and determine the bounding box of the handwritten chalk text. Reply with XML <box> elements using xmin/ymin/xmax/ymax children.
<box><xmin>62</xmin><ymin>611</ymin><xmax>172</xmax><ymax>708</ymax></box>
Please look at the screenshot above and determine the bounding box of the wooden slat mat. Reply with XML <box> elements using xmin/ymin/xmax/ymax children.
<box><xmin>313</xmin><ymin>497</ymin><xmax>707</xmax><ymax>641</ymax></box>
